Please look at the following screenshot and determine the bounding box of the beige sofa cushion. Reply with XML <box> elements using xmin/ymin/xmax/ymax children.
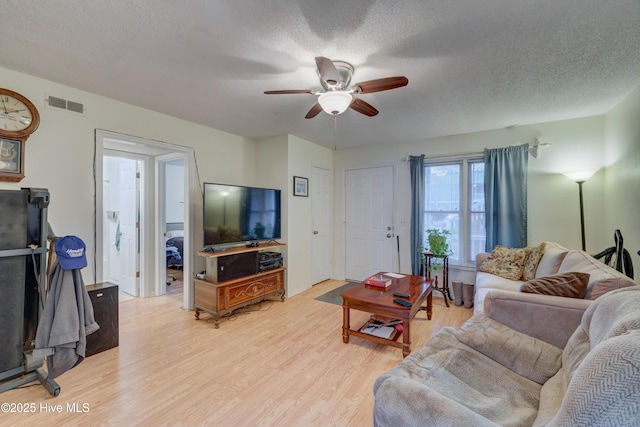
<box><xmin>557</xmin><ymin>250</ymin><xmax>636</xmax><ymax>297</ymax></box>
<box><xmin>586</xmin><ymin>277</ymin><xmax>636</xmax><ymax>300</ymax></box>
<box><xmin>474</xmin><ymin>271</ymin><xmax>524</xmax><ymax>315</ymax></box>
<box><xmin>535</xmin><ymin>241</ymin><xmax>568</xmax><ymax>278</ymax></box>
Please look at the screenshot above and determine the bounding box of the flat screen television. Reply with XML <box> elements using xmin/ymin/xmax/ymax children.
<box><xmin>203</xmin><ymin>182</ymin><xmax>282</xmax><ymax>246</ymax></box>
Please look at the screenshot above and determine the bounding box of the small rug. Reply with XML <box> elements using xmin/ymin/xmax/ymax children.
<box><xmin>314</xmin><ymin>281</ymin><xmax>361</xmax><ymax>306</ymax></box>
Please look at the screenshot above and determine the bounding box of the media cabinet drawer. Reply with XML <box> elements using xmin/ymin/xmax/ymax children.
<box><xmin>224</xmin><ymin>271</ymin><xmax>282</xmax><ymax>309</ymax></box>
<box><xmin>261</xmin><ymin>271</ymin><xmax>282</xmax><ymax>295</ymax></box>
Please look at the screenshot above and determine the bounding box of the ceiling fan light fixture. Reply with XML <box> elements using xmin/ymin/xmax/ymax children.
<box><xmin>318</xmin><ymin>91</ymin><xmax>353</xmax><ymax>115</ymax></box>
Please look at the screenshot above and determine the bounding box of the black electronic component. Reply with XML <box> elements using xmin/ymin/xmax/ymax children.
<box><xmin>393</xmin><ymin>292</ymin><xmax>410</xmax><ymax>298</ymax></box>
<box><xmin>393</xmin><ymin>298</ymin><xmax>412</xmax><ymax>307</ymax></box>
<box><xmin>258</xmin><ymin>251</ymin><xmax>283</xmax><ymax>271</ymax></box>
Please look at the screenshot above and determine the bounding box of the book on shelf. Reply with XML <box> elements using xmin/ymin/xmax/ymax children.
<box><xmin>364</xmin><ymin>275</ymin><xmax>392</xmax><ymax>289</ymax></box>
<box><xmin>359</xmin><ymin>319</ymin><xmax>402</xmax><ymax>340</ymax></box>
<box><xmin>360</xmin><ymin>324</ymin><xmax>396</xmax><ymax>339</ymax></box>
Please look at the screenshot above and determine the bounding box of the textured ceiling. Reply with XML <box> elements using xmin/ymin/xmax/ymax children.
<box><xmin>1</xmin><ymin>0</ymin><xmax>639</xmax><ymax>149</ymax></box>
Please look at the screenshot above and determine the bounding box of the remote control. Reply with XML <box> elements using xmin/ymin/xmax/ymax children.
<box><xmin>393</xmin><ymin>292</ymin><xmax>410</xmax><ymax>298</ymax></box>
<box><xmin>393</xmin><ymin>298</ymin><xmax>412</xmax><ymax>307</ymax></box>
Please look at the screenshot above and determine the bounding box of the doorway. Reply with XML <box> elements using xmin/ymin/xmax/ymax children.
<box><xmin>344</xmin><ymin>166</ymin><xmax>395</xmax><ymax>280</ymax></box>
<box><xmin>95</xmin><ymin>130</ymin><xmax>194</xmax><ymax>310</ymax></box>
<box><xmin>158</xmin><ymin>156</ymin><xmax>185</xmax><ymax>298</ymax></box>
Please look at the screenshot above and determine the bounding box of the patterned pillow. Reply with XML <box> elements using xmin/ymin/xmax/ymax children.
<box><xmin>520</xmin><ymin>272</ymin><xmax>590</xmax><ymax>299</ymax></box>
<box><xmin>522</xmin><ymin>242</ymin><xmax>546</xmax><ymax>281</ymax></box>
<box><xmin>478</xmin><ymin>245</ymin><xmax>530</xmax><ymax>280</ymax></box>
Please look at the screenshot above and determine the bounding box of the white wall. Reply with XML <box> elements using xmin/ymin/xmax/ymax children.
<box><xmin>286</xmin><ymin>135</ymin><xmax>333</xmax><ymax>296</ymax></box>
<box><xmin>332</xmin><ymin>115</ymin><xmax>611</xmax><ymax>282</ymax></box>
<box><xmin>0</xmin><ymin>66</ymin><xmax>257</xmax><ymax>284</ymax></box>
<box><xmin>256</xmin><ymin>134</ymin><xmax>334</xmax><ymax>297</ymax></box>
<box><xmin>603</xmin><ymin>86</ymin><xmax>640</xmax><ymax>276</ymax></box>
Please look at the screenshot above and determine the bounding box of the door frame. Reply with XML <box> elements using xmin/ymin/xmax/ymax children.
<box><xmin>95</xmin><ymin>129</ymin><xmax>194</xmax><ymax>309</ymax></box>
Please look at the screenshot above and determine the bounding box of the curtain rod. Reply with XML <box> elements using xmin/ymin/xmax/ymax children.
<box><xmin>401</xmin><ymin>140</ymin><xmax>550</xmax><ymax>161</ymax></box>
<box><xmin>401</xmin><ymin>151</ymin><xmax>483</xmax><ymax>161</ymax></box>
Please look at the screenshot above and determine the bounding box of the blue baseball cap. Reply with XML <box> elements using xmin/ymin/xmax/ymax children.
<box><xmin>54</xmin><ymin>235</ymin><xmax>87</xmax><ymax>270</ymax></box>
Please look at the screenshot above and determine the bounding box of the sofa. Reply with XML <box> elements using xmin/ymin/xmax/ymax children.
<box><xmin>474</xmin><ymin>241</ymin><xmax>636</xmax><ymax>311</ymax></box>
<box><xmin>373</xmin><ymin>286</ymin><xmax>640</xmax><ymax>426</ymax></box>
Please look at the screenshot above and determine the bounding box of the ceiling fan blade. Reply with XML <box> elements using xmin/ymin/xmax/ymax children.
<box><xmin>351</xmin><ymin>76</ymin><xmax>408</xmax><ymax>94</ymax></box>
<box><xmin>349</xmin><ymin>98</ymin><xmax>379</xmax><ymax>117</ymax></box>
<box><xmin>264</xmin><ymin>89</ymin><xmax>314</xmax><ymax>94</ymax></box>
<box><xmin>315</xmin><ymin>56</ymin><xmax>341</xmax><ymax>87</ymax></box>
<box><xmin>305</xmin><ymin>103</ymin><xmax>323</xmax><ymax>119</ymax></box>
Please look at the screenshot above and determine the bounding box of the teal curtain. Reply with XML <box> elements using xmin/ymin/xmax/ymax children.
<box><xmin>410</xmin><ymin>155</ymin><xmax>425</xmax><ymax>275</ymax></box>
<box><xmin>484</xmin><ymin>144</ymin><xmax>529</xmax><ymax>250</ymax></box>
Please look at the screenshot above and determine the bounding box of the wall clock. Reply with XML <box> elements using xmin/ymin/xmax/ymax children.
<box><xmin>0</xmin><ymin>88</ymin><xmax>40</xmax><ymax>182</ymax></box>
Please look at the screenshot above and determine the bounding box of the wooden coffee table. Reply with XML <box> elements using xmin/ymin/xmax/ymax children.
<box><xmin>341</xmin><ymin>273</ymin><xmax>432</xmax><ymax>357</ymax></box>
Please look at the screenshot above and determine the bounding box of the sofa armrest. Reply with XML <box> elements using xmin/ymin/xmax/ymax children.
<box><xmin>476</xmin><ymin>252</ymin><xmax>489</xmax><ymax>270</ymax></box>
<box><xmin>484</xmin><ymin>290</ymin><xmax>592</xmax><ymax>348</ymax></box>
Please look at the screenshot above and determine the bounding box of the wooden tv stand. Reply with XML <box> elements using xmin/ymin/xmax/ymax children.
<box><xmin>194</xmin><ymin>243</ymin><xmax>285</xmax><ymax>328</ymax></box>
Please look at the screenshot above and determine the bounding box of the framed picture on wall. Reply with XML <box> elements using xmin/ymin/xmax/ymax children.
<box><xmin>0</xmin><ymin>137</ymin><xmax>25</xmax><ymax>182</ymax></box>
<box><xmin>293</xmin><ymin>176</ymin><xmax>309</xmax><ymax>197</ymax></box>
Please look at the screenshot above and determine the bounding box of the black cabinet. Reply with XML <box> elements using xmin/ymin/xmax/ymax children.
<box><xmin>86</xmin><ymin>282</ymin><xmax>119</xmax><ymax>357</ymax></box>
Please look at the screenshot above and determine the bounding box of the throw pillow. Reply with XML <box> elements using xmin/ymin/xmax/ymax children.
<box><xmin>520</xmin><ymin>272</ymin><xmax>590</xmax><ymax>299</ymax></box>
<box><xmin>584</xmin><ymin>277</ymin><xmax>637</xmax><ymax>300</ymax></box>
<box><xmin>521</xmin><ymin>242</ymin><xmax>546</xmax><ymax>281</ymax></box>
<box><xmin>478</xmin><ymin>245</ymin><xmax>530</xmax><ymax>280</ymax></box>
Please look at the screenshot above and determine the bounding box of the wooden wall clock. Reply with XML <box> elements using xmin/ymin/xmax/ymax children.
<box><xmin>0</xmin><ymin>88</ymin><xmax>40</xmax><ymax>182</ymax></box>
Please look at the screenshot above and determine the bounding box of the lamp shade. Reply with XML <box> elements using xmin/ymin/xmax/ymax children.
<box><xmin>563</xmin><ymin>169</ymin><xmax>599</xmax><ymax>183</ymax></box>
<box><xmin>318</xmin><ymin>91</ymin><xmax>353</xmax><ymax>115</ymax></box>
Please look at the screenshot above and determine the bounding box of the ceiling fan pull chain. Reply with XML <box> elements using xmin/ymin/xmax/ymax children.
<box><xmin>333</xmin><ymin>115</ymin><xmax>338</xmax><ymax>150</ymax></box>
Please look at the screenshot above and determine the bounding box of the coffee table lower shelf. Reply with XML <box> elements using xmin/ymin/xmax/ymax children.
<box><xmin>350</xmin><ymin>322</ymin><xmax>402</xmax><ymax>347</ymax></box>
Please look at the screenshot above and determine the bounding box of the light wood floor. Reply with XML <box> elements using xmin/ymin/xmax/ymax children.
<box><xmin>3</xmin><ymin>279</ymin><xmax>472</xmax><ymax>426</ymax></box>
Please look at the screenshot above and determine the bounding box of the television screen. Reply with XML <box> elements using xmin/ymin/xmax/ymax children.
<box><xmin>203</xmin><ymin>183</ymin><xmax>281</xmax><ymax>246</ymax></box>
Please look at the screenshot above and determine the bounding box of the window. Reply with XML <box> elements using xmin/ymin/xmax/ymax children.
<box><xmin>424</xmin><ymin>157</ymin><xmax>485</xmax><ymax>267</ymax></box>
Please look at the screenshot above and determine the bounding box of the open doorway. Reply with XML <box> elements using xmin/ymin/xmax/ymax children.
<box><xmin>95</xmin><ymin>130</ymin><xmax>194</xmax><ymax>310</ymax></box>
<box><xmin>159</xmin><ymin>156</ymin><xmax>185</xmax><ymax>299</ymax></box>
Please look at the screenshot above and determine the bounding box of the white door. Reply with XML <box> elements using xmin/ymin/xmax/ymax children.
<box><xmin>118</xmin><ymin>159</ymin><xmax>139</xmax><ymax>296</ymax></box>
<box><xmin>345</xmin><ymin>166</ymin><xmax>394</xmax><ymax>280</ymax></box>
<box><xmin>311</xmin><ymin>166</ymin><xmax>333</xmax><ymax>284</ymax></box>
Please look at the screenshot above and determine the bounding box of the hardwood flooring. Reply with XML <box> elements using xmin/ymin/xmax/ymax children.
<box><xmin>2</xmin><ymin>279</ymin><xmax>472</xmax><ymax>426</ymax></box>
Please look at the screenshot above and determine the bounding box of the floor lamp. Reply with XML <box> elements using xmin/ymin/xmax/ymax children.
<box><xmin>563</xmin><ymin>169</ymin><xmax>599</xmax><ymax>251</ymax></box>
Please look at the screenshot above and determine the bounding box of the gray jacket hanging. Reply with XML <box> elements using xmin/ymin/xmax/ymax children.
<box><xmin>33</xmin><ymin>262</ymin><xmax>99</xmax><ymax>379</ymax></box>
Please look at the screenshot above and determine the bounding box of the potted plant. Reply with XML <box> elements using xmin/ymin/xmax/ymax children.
<box><xmin>426</xmin><ymin>228</ymin><xmax>450</xmax><ymax>256</ymax></box>
<box><xmin>419</xmin><ymin>228</ymin><xmax>451</xmax><ymax>274</ymax></box>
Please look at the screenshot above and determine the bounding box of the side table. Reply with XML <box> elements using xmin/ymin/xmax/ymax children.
<box><xmin>424</xmin><ymin>252</ymin><xmax>451</xmax><ymax>307</ymax></box>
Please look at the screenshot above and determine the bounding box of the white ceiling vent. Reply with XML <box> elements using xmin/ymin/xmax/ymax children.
<box><xmin>45</xmin><ymin>94</ymin><xmax>85</xmax><ymax>115</ymax></box>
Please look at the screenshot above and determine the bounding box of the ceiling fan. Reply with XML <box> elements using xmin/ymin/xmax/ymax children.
<box><xmin>264</xmin><ymin>57</ymin><xmax>408</xmax><ymax>119</ymax></box>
